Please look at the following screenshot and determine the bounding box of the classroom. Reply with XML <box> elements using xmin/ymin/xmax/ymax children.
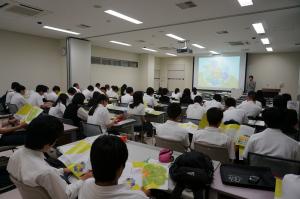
<box><xmin>0</xmin><ymin>0</ymin><xmax>300</xmax><ymax>199</ymax></box>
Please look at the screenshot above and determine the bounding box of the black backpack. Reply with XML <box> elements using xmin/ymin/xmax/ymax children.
<box><xmin>169</xmin><ymin>151</ymin><xmax>214</xmax><ymax>199</ymax></box>
<box><xmin>0</xmin><ymin>91</ymin><xmax>9</xmax><ymax>114</ymax></box>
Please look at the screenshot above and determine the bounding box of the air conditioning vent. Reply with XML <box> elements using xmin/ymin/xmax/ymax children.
<box><xmin>91</xmin><ymin>56</ymin><xmax>138</xmax><ymax>68</ymax></box>
<box><xmin>216</xmin><ymin>30</ymin><xmax>229</xmax><ymax>34</ymax></box>
<box><xmin>176</xmin><ymin>1</ymin><xmax>197</xmax><ymax>9</ymax></box>
<box><xmin>158</xmin><ymin>47</ymin><xmax>176</xmax><ymax>51</ymax></box>
<box><xmin>5</xmin><ymin>3</ymin><xmax>44</xmax><ymax>16</ymax></box>
<box><xmin>77</xmin><ymin>24</ymin><xmax>91</xmax><ymax>29</ymax></box>
<box><xmin>227</xmin><ymin>41</ymin><xmax>248</xmax><ymax>46</ymax></box>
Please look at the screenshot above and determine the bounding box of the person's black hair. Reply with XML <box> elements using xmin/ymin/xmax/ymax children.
<box><xmin>72</xmin><ymin>93</ymin><xmax>85</xmax><ymax>106</ymax></box>
<box><xmin>11</xmin><ymin>82</ymin><xmax>20</xmax><ymax>90</ymax></box>
<box><xmin>256</xmin><ymin>90</ymin><xmax>266</xmax><ymax>107</ymax></box>
<box><xmin>91</xmin><ymin>135</ymin><xmax>128</xmax><ymax>183</ymax></box>
<box><xmin>105</xmin><ymin>84</ymin><xmax>110</xmax><ymax>90</ymax></box>
<box><xmin>225</xmin><ymin>97</ymin><xmax>236</xmax><ymax>108</ymax></box>
<box><xmin>54</xmin><ymin>93</ymin><xmax>69</xmax><ymax>107</ymax></box>
<box><xmin>180</xmin><ymin>88</ymin><xmax>193</xmax><ymax>104</ymax></box>
<box><xmin>120</xmin><ymin>84</ymin><xmax>127</xmax><ymax>96</ymax></box>
<box><xmin>213</xmin><ymin>94</ymin><xmax>222</xmax><ymax>102</ymax></box>
<box><xmin>126</xmin><ymin>87</ymin><xmax>133</xmax><ymax>94</ymax></box>
<box><xmin>36</xmin><ymin>85</ymin><xmax>47</xmax><ymax>93</ymax></box>
<box><xmin>283</xmin><ymin>109</ymin><xmax>298</xmax><ymax>128</ymax></box>
<box><xmin>256</xmin><ymin>90</ymin><xmax>264</xmax><ymax>98</ymax></box>
<box><xmin>112</xmin><ymin>86</ymin><xmax>119</xmax><ymax>92</ymax></box>
<box><xmin>146</xmin><ymin>87</ymin><xmax>154</xmax><ymax>96</ymax></box>
<box><xmin>15</xmin><ymin>85</ymin><xmax>25</xmax><ymax>93</ymax></box>
<box><xmin>167</xmin><ymin>103</ymin><xmax>182</xmax><ymax>119</ymax></box>
<box><xmin>192</xmin><ymin>87</ymin><xmax>197</xmax><ymax>95</ymax></box>
<box><xmin>194</xmin><ymin>96</ymin><xmax>203</xmax><ymax>104</ymax></box>
<box><xmin>87</xmin><ymin>91</ymin><xmax>101</xmax><ymax>107</ymax></box>
<box><xmin>25</xmin><ymin>115</ymin><xmax>63</xmax><ymax>150</ymax></box>
<box><xmin>249</xmin><ymin>75</ymin><xmax>253</xmax><ymax>79</ymax></box>
<box><xmin>206</xmin><ymin>107</ymin><xmax>223</xmax><ymax>126</ymax></box>
<box><xmin>282</xmin><ymin>93</ymin><xmax>292</xmax><ymax>108</ymax></box>
<box><xmin>89</xmin><ymin>94</ymin><xmax>108</xmax><ymax>116</ymax></box>
<box><xmin>100</xmin><ymin>87</ymin><xmax>106</xmax><ymax>92</ymax></box>
<box><xmin>129</xmin><ymin>91</ymin><xmax>144</xmax><ymax>109</ymax></box>
<box><xmin>87</xmin><ymin>85</ymin><xmax>94</xmax><ymax>91</ymax></box>
<box><xmin>73</xmin><ymin>83</ymin><xmax>79</xmax><ymax>87</ymax></box>
<box><xmin>52</xmin><ymin>85</ymin><xmax>60</xmax><ymax>92</ymax></box>
<box><xmin>262</xmin><ymin>108</ymin><xmax>283</xmax><ymax>129</ymax></box>
<box><xmin>157</xmin><ymin>87</ymin><xmax>163</xmax><ymax>95</ymax></box>
<box><xmin>162</xmin><ymin>88</ymin><xmax>169</xmax><ymax>96</ymax></box>
<box><xmin>174</xmin><ymin>88</ymin><xmax>180</xmax><ymax>94</ymax></box>
<box><xmin>247</xmin><ymin>91</ymin><xmax>256</xmax><ymax>100</ymax></box>
<box><xmin>182</xmin><ymin>88</ymin><xmax>191</xmax><ymax>98</ymax></box>
<box><xmin>67</xmin><ymin>87</ymin><xmax>77</xmax><ymax>95</ymax></box>
<box><xmin>95</xmin><ymin>83</ymin><xmax>100</xmax><ymax>88</ymax></box>
<box><xmin>273</xmin><ymin>95</ymin><xmax>286</xmax><ymax>111</ymax></box>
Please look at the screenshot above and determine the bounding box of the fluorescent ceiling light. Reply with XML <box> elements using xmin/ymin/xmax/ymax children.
<box><xmin>252</xmin><ymin>23</ymin><xmax>265</xmax><ymax>34</ymax></box>
<box><xmin>142</xmin><ymin>47</ymin><xmax>157</xmax><ymax>52</ymax></box>
<box><xmin>210</xmin><ymin>51</ymin><xmax>220</xmax><ymax>54</ymax></box>
<box><xmin>104</xmin><ymin>10</ymin><xmax>143</xmax><ymax>24</ymax></box>
<box><xmin>266</xmin><ymin>47</ymin><xmax>273</xmax><ymax>52</ymax></box>
<box><xmin>192</xmin><ymin>44</ymin><xmax>205</xmax><ymax>49</ymax></box>
<box><xmin>166</xmin><ymin>53</ymin><xmax>177</xmax><ymax>56</ymax></box>
<box><xmin>237</xmin><ymin>0</ymin><xmax>253</xmax><ymax>7</ymax></box>
<box><xmin>110</xmin><ymin>41</ymin><xmax>131</xmax><ymax>46</ymax></box>
<box><xmin>261</xmin><ymin>38</ymin><xmax>270</xmax><ymax>45</ymax></box>
<box><xmin>43</xmin><ymin>26</ymin><xmax>80</xmax><ymax>35</ymax></box>
<box><xmin>166</xmin><ymin>33</ymin><xmax>185</xmax><ymax>41</ymax></box>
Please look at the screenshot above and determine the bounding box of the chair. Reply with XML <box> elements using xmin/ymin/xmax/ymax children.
<box><xmin>10</xmin><ymin>175</ymin><xmax>51</xmax><ymax>199</ymax></box>
<box><xmin>155</xmin><ymin>136</ymin><xmax>186</xmax><ymax>153</ymax></box>
<box><xmin>8</xmin><ymin>104</ymin><xmax>18</xmax><ymax>114</ymax></box>
<box><xmin>247</xmin><ymin>152</ymin><xmax>300</xmax><ymax>177</ymax></box>
<box><xmin>81</xmin><ymin>122</ymin><xmax>103</xmax><ymax>137</ymax></box>
<box><xmin>127</xmin><ymin>115</ymin><xmax>145</xmax><ymax>142</ymax></box>
<box><xmin>193</xmin><ymin>141</ymin><xmax>230</xmax><ymax>164</ymax></box>
<box><xmin>59</xmin><ymin>118</ymin><xmax>74</xmax><ymax>125</ymax></box>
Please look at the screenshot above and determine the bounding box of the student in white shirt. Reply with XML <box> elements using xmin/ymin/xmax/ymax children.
<box><xmin>82</xmin><ymin>85</ymin><xmax>94</xmax><ymax>101</ymax></box>
<box><xmin>10</xmin><ymin>84</ymin><xmax>27</xmax><ymax>109</ymax></box>
<box><xmin>191</xmin><ymin>87</ymin><xmax>200</xmax><ymax>100</ymax></box>
<box><xmin>107</xmin><ymin>86</ymin><xmax>119</xmax><ymax>99</ymax></box>
<box><xmin>73</xmin><ymin>83</ymin><xmax>81</xmax><ymax>93</ymax></box>
<box><xmin>49</xmin><ymin>93</ymin><xmax>69</xmax><ymax>118</ymax></box>
<box><xmin>121</xmin><ymin>87</ymin><xmax>134</xmax><ymax>104</ymax></box>
<box><xmin>243</xmin><ymin>108</ymin><xmax>300</xmax><ymax>160</ymax></box>
<box><xmin>7</xmin><ymin>115</ymin><xmax>92</xmax><ymax>199</ymax></box>
<box><xmin>94</xmin><ymin>83</ymin><xmax>101</xmax><ymax>93</ymax></box>
<box><xmin>191</xmin><ymin>107</ymin><xmax>235</xmax><ymax>159</ymax></box>
<box><xmin>67</xmin><ymin>87</ymin><xmax>77</xmax><ymax>104</ymax></box>
<box><xmin>79</xmin><ymin>135</ymin><xmax>148</xmax><ymax>199</ymax></box>
<box><xmin>204</xmin><ymin>94</ymin><xmax>224</xmax><ymax>111</ymax></box>
<box><xmin>64</xmin><ymin>93</ymin><xmax>88</xmax><ymax>127</ymax></box>
<box><xmin>223</xmin><ymin>97</ymin><xmax>248</xmax><ymax>124</ymax></box>
<box><xmin>156</xmin><ymin>103</ymin><xmax>190</xmax><ymax>148</ymax></box>
<box><xmin>186</xmin><ymin>96</ymin><xmax>205</xmax><ymax>120</ymax></box>
<box><xmin>5</xmin><ymin>82</ymin><xmax>19</xmax><ymax>104</ymax></box>
<box><xmin>47</xmin><ymin>85</ymin><xmax>60</xmax><ymax>102</ymax></box>
<box><xmin>28</xmin><ymin>85</ymin><xmax>51</xmax><ymax>108</ymax></box>
<box><xmin>282</xmin><ymin>174</ymin><xmax>300</xmax><ymax>199</ymax></box>
<box><xmin>171</xmin><ymin>88</ymin><xmax>181</xmax><ymax>100</ymax></box>
<box><xmin>237</xmin><ymin>91</ymin><xmax>262</xmax><ymax>118</ymax></box>
<box><xmin>143</xmin><ymin>87</ymin><xmax>157</xmax><ymax>107</ymax></box>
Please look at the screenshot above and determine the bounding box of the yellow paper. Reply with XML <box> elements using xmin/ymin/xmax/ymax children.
<box><xmin>67</xmin><ymin>161</ymin><xmax>87</xmax><ymax>178</ymax></box>
<box><xmin>275</xmin><ymin>177</ymin><xmax>283</xmax><ymax>199</ymax></box>
<box><xmin>199</xmin><ymin>113</ymin><xmax>208</xmax><ymax>129</ymax></box>
<box><xmin>65</xmin><ymin>140</ymin><xmax>92</xmax><ymax>155</ymax></box>
<box><xmin>24</xmin><ymin>107</ymin><xmax>43</xmax><ymax>124</ymax></box>
<box><xmin>238</xmin><ymin>146</ymin><xmax>245</xmax><ymax>160</ymax></box>
<box><xmin>16</xmin><ymin>104</ymin><xmax>33</xmax><ymax>115</ymax></box>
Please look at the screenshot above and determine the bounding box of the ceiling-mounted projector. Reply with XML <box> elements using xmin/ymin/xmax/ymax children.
<box><xmin>176</xmin><ymin>40</ymin><xmax>193</xmax><ymax>54</ymax></box>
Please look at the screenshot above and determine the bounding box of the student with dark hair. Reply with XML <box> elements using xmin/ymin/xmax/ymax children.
<box><xmin>243</xmin><ymin>108</ymin><xmax>300</xmax><ymax>160</ymax></box>
<box><xmin>121</xmin><ymin>87</ymin><xmax>134</xmax><ymax>104</ymax></box>
<box><xmin>186</xmin><ymin>96</ymin><xmax>205</xmax><ymax>120</ymax></box>
<box><xmin>78</xmin><ymin>135</ymin><xmax>148</xmax><ymax>199</ymax></box>
<box><xmin>5</xmin><ymin>82</ymin><xmax>19</xmax><ymax>104</ymax></box>
<box><xmin>171</xmin><ymin>88</ymin><xmax>181</xmax><ymax>100</ymax></box>
<box><xmin>282</xmin><ymin>93</ymin><xmax>292</xmax><ymax>108</ymax></box>
<box><xmin>156</xmin><ymin>103</ymin><xmax>190</xmax><ymax>148</ymax></box>
<box><xmin>191</xmin><ymin>107</ymin><xmax>235</xmax><ymax>159</ymax></box>
<box><xmin>47</xmin><ymin>85</ymin><xmax>61</xmax><ymax>102</ymax></box>
<box><xmin>67</xmin><ymin>87</ymin><xmax>77</xmax><ymax>104</ymax></box>
<box><xmin>223</xmin><ymin>97</ymin><xmax>248</xmax><ymax>124</ymax></box>
<box><xmin>49</xmin><ymin>93</ymin><xmax>69</xmax><ymax>118</ymax></box>
<box><xmin>94</xmin><ymin>83</ymin><xmax>101</xmax><ymax>93</ymax></box>
<box><xmin>73</xmin><ymin>83</ymin><xmax>81</xmax><ymax>93</ymax></box>
<box><xmin>7</xmin><ymin>116</ymin><xmax>92</xmax><ymax>199</ymax></box>
<box><xmin>64</xmin><ymin>93</ymin><xmax>88</xmax><ymax>126</ymax></box>
<box><xmin>204</xmin><ymin>94</ymin><xmax>224</xmax><ymax>111</ymax></box>
<box><xmin>180</xmin><ymin>88</ymin><xmax>193</xmax><ymax>105</ymax></box>
<box><xmin>273</xmin><ymin>95</ymin><xmax>286</xmax><ymax>111</ymax></box>
<box><xmin>87</xmin><ymin>91</ymin><xmax>101</xmax><ymax>108</ymax></box>
<box><xmin>28</xmin><ymin>85</ymin><xmax>51</xmax><ymax>108</ymax></box>
<box><xmin>105</xmin><ymin>84</ymin><xmax>110</xmax><ymax>92</ymax></box>
<box><xmin>107</xmin><ymin>86</ymin><xmax>119</xmax><ymax>99</ymax></box>
<box><xmin>10</xmin><ymin>84</ymin><xmax>27</xmax><ymax>109</ymax></box>
<box><xmin>281</xmin><ymin>109</ymin><xmax>299</xmax><ymax>141</ymax></box>
<box><xmin>100</xmin><ymin>87</ymin><xmax>107</xmax><ymax>95</ymax></box>
<box><xmin>159</xmin><ymin>88</ymin><xmax>170</xmax><ymax>104</ymax></box>
<box><xmin>191</xmin><ymin>87</ymin><xmax>200</xmax><ymax>100</ymax></box>
<box><xmin>82</xmin><ymin>85</ymin><xmax>94</xmax><ymax>100</ymax></box>
<box><xmin>157</xmin><ymin>87</ymin><xmax>163</xmax><ymax>96</ymax></box>
<box><xmin>120</xmin><ymin>84</ymin><xmax>127</xmax><ymax>96</ymax></box>
<box><xmin>237</xmin><ymin>91</ymin><xmax>262</xmax><ymax>117</ymax></box>
<box><xmin>143</xmin><ymin>87</ymin><xmax>156</xmax><ymax>107</ymax></box>
<box><xmin>255</xmin><ymin>90</ymin><xmax>266</xmax><ymax>107</ymax></box>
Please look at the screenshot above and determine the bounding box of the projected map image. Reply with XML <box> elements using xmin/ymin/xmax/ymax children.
<box><xmin>198</xmin><ymin>56</ymin><xmax>240</xmax><ymax>89</ymax></box>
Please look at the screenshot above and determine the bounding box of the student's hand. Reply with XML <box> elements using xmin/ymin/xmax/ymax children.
<box><xmin>18</xmin><ymin>122</ymin><xmax>28</xmax><ymax>128</ymax></box>
<box><xmin>63</xmin><ymin>168</ymin><xmax>71</xmax><ymax>174</ymax></box>
<box><xmin>8</xmin><ymin>118</ymin><xmax>18</xmax><ymax>125</ymax></box>
<box><xmin>80</xmin><ymin>171</ymin><xmax>93</xmax><ymax>180</ymax></box>
<box><xmin>141</xmin><ymin>187</ymin><xmax>151</xmax><ymax>197</ymax></box>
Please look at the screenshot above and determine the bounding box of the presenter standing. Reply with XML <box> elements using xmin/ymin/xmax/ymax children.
<box><xmin>247</xmin><ymin>75</ymin><xmax>256</xmax><ymax>92</ymax></box>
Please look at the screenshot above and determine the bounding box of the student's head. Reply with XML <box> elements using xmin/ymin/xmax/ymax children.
<box><xmin>213</xmin><ymin>94</ymin><xmax>222</xmax><ymax>102</ymax></box>
<box><xmin>120</xmin><ymin>84</ymin><xmax>127</xmax><ymax>95</ymax></box>
<box><xmin>95</xmin><ymin>83</ymin><xmax>100</xmax><ymax>88</ymax></box>
<box><xmin>282</xmin><ymin>109</ymin><xmax>298</xmax><ymax>130</ymax></box>
<box><xmin>194</xmin><ymin>96</ymin><xmax>203</xmax><ymax>105</ymax></box>
<box><xmin>247</xmin><ymin>91</ymin><xmax>256</xmax><ymax>101</ymax></box>
<box><xmin>15</xmin><ymin>85</ymin><xmax>26</xmax><ymax>95</ymax></box>
<box><xmin>162</xmin><ymin>88</ymin><xmax>169</xmax><ymax>96</ymax></box>
<box><xmin>158</xmin><ymin>87</ymin><xmax>163</xmax><ymax>95</ymax></box>
<box><xmin>146</xmin><ymin>87</ymin><xmax>155</xmax><ymax>96</ymax></box>
<box><xmin>249</xmin><ymin>75</ymin><xmax>254</xmax><ymax>81</ymax></box>
<box><xmin>182</xmin><ymin>88</ymin><xmax>191</xmax><ymax>97</ymax></box>
<box><xmin>225</xmin><ymin>97</ymin><xmax>236</xmax><ymax>108</ymax></box>
<box><xmin>282</xmin><ymin>93</ymin><xmax>292</xmax><ymax>107</ymax></box>
<box><xmin>167</xmin><ymin>103</ymin><xmax>182</xmax><ymax>121</ymax></box>
<box><xmin>67</xmin><ymin>87</ymin><xmax>77</xmax><ymax>96</ymax></box>
<box><xmin>273</xmin><ymin>95</ymin><xmax>286</xmax><ymax>111</ymax></box>
<box><xmin>175</xmin><ymin>88</ymin><xmax>180</xmax><ymax>94</ymax></box>
<box><xmin>112</xmin><ymin>86</ymin><xmax>119</xmax><ymax>92</ymax></box>
<box><xmin>87</xmin><ymin>85</ymin><xmax>94</xmax><ymax>92</ymax></box>
<box><xmin>36</xmin><ymin>85</ymin><xmax>48</xmax><ymax>95</ymax></box>
<box><xmin>100</xmin><ymin>87</ymin><xmax>106</xmax><ymax>93</ymax></box>
<box><xmin>129</xmin><ymin>91</ymin><xmax>144</xmax><ymax>109</ymax></box>
<box><xmin>52</xmin><ymin>85</ymin><xmax>60</xmax><ymax>94</ymax></box>
<box><xmin>262</xmin><ymin>108</ymin><xmax>283</xmax><ymax>129</ymax></box>
<box><xmin>126</xmin><ymin>87</ymin><xmax>134</xmax><ymax>95</ymax></box>
<box><xmin>54</xmin><ymin>93</ymin><xmax>69</xmax><ymax>106</ymax></box>
<box><xmin>207</xmin><ymin>107</ymin><xmax>223</xmax><ymax>127</ymax></box>
<box><xmin>72</xmin><ymin>93</ymin><xmax>85</xmax><ymax>106</ymax></box>
<box><xmin>11</xmin><ymin>82</ymin><xmax>20</xmax><ymax>90</ymax></box>
<box><xmin>25</xmin><ymin>115</ymin><xmax>63</xmax><ymax>152</ymax></box>
<box><xmin>87</xmin><ymin>91</ymin><xmax>101</xmax><ymax>107</ymax></box>
<box><xmin>73</xmin><ymin>83</ymin><xmax>80</xmax><ymax>89</ymax></box>
<box><xmin>91</xmin><ymin>135</ymin><xmax>128</xmax><ymax>184</ymax></box>
<box><xmin>88</xmin><ymin>94</ymin><xmax>109</xmax><ymax>115</ymax></box>
<box><xmin>192</xmin><ymin>87</ymin><xmax>198</xmax><ymax>95</ymax></box>
<box><xmin>105</xmin><ymin>84</ymin><xmax>110</xmax><ymax>90</ymax></box>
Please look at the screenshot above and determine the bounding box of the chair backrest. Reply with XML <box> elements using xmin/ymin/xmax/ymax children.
<box><xmin>155</xmin><ymin>136</ymin><xmax>186</xmax><ymax>153</ymax></box>
<box><xmin>247</xmin><ymin>152</ymin><xmax>300</xmax><ymax>177</ymax></box>
<box><xmin>59</xmin><ymin>118</ymin><xmax>74</xmax><ymax>125</ymax></box>
<box><xmin>81</xmin><ymin>122</ymin><xmax>103</xmax><ymax>137</ymax></box>
<box><xmin>10</xmin><ymin>175</ymin><xmax>51</xmax><ymax>199</ymax></box>
<box><xmin>194</xmin><ymin>141</ymin><xmax>230</xmax><ymax>164</ymax></box>
<box><xmin>8</xmin><ymin>104</ymin><xmax>18</xmax><ymax>114</ymax></box>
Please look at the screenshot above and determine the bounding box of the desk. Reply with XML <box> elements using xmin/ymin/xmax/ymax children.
<box><xmin>112</xmin><ymin>118</ymin><xmax>136</xmax><ymax>134</ymax></box>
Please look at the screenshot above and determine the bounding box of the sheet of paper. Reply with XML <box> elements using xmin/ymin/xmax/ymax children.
<box><xmin>274</xmin><ymin>177</ymin><xmax>283</xmax><ymax>199</ymax></box>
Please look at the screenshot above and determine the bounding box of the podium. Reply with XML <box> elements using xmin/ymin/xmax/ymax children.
<box><xmin>262</xmin><ymin>88</ymin><xmax>280</xmax><ymax>98</ymax></box>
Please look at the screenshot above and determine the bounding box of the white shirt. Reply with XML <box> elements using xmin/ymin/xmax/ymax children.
<box><xmin>171</xmin><ymin>92</ymin><xmax>182</xmax><ymax>100</ymax></box>
<box><xmin>156</xmin><ymin>120</ymin><xmax>190</xmax><ymax>147</ymax></box>
<box><xmin>10</xmin><ymin>92</ymin><xmax>27</xmax><ymax>109</ymax></box>
<box><xmin>186</xmin><ymin>103</ymin><xmax>205</xmax><ymax>120</ymax></box>
<box><xmin>256</xmin><ymin>101</ymin><xmax>262</xmax><ymax>108</ymax></box>
<box><xmin>282</xmin><ymin>174</ymin><xmax>300</xmax><ymax>199</ymax></box>
<box><xmin>49</xmin><ymin>103</ymin><xmax>66</xmax><ymax>118</ymax></box>
<box><xmin>237</xmin><ymin>100</ymin><xmax>262</xmax><ymax>117</ymax></box>
<box><xmin>121</xmin><ymin>94</ymin><xmax>133</xmax><ymax>104</ymax></box>
<box><xmin>204</xmin><ymin>99</ymin><xmax>224</xmax><ymax>111</ymax></box>
<box><xmin>67</xmin><ymin>94</ymin><xmax>74</xmax><ymax>105</ymax></box>
<box><xmin>87</xmin><ymin>104</ymin><xmax>111</xmax><ymax>134</ymax></box>
<box><xmin>82</xmin><ymin>89</ymin><xmax>93</xmax><ymax>100</ymax></box>
<box><xmin>243</xmin><ymin>128</ymin><xmax>300</xmax><ymax>160</ymax></box>
<box><xmin>223</xmin><ymin>107</ymin><xmax>248</xmax><ymax>124</ymax></box>
<box><xmin>94</xmin><ymin>87</ymin><xmax>101</xmax><ymax>93</ymax></box>
<box><xmin>128</xmin><ymin>103</ymin><xmax>145</xmax><ymax>116</ymax></box>
<box><xmin>191</xmin><ymin>127</ymin><xmax>235</xmax><ymax>159</ymax></box>
<box><xmin>28</xmin><ymin>92</ymin><xmax>44</xmax><ymax>107</ymax></box>
<box><xmin>107</xmin><ymin>90</ymin><xmax>119</xmax><ymax>99</ymax></box>
<box><xmin>7</xmin><ymin>147</ymin><xmax>83</xmax><ymax>199</ymax></box>
<box><xmin>143</xmin><ymin>94</ymin><xmax>157</xmax><ymax>107</ymax></box>
<box><xmin>5</xmin><ymin>90</ymin><xmax>15</xmax><ymax>104</ymax></box>
<box><xmin>47</xmin><ymin>91</ymin><xmax>58</xmax><ymax>102</ymax></box>
<box><xmin>74</xmin><ymin>87</ymin><xmax>81</xmax><ymax>93</ymax></box>
<box><xmin>79</xmin><ymin>178</ymin><xmax>148</xmax><ymax>199</ymax></box>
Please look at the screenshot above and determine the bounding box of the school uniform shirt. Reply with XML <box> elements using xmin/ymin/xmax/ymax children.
<box><xmin>156</xmin><ymin>120</ymin><xmax>190</xmax><ymax>147</ymax></box>
<box><xmin>121</xmin><ymin>94</ymin><xmax>133</xmax><ymax>104</ymax></box>
<box><xmin>28</xmin><ymin>92</ymin><xmax>44</xmax><ymax>107</ymax></box>
<box><xmin>191</xmin><ymin>127</ymin><xmax>235</xmax><ymax>159</ymax></box>
<box><xmin>87</xmin><ymin>104</ymin><xmax>111</xmax><ymax>134</ymax></box>
<box><xmin>243</xmin><ymin>128</ymin><xmax>300</xmax><ymax>160</ymax></box>
<box><xmin>282</xmin><ymin>174</ymin><xmax>300</xmax><ymax>199</ymax></box>
<box><xmin>256</xmin><ymin>101</ymin><xmax>262</xmax><ymax>108</ymax></box>
<box><xmin>237</xmin><ymin>100</ymin><xmax>262</xmax><ymax>118</ymax></box>
<box><xmin>5</xmin><ymin>89</ymin><xmax>15</xmax><ymax>104</ymax></box>
<box><xmin>143</xmin><ymin>94</ymin><xmax>157</xmax><ymax>107</ymax></box>
<box><xmin>7</xmin><ymin>147</ymin><xmax>83</xmax><ymax>199</ymax></box>
<box><xmin>78</xmin><ymin>178</ymin><xmax>148</xmax><ymax>199</ymax></box>
<box><xmin>67</xmin><ymin>94</ymin><xmax>74</xmax><ymax>105</ymax></box>
<box><xmin>64</xmin><ymin>104</ymin><xmax>88</xmax><ymax>127</ymax></box>
<box><xmin>74</xmin><ymin>87</ymin><xmax>81</xmax><ymax>93</ymax></box>
<box><xmin>171</xmin><ymin>92</ymin><xmax>181</xmax><ymax>100</ymax></box>
<box><xmin>204</xmin><ymin>99</ymin><xmax>224</xmax><ymax>111</ymax></box>
<box><xmin>222</xmin><ymin>107</ymin><xmax>248</xmax><ymax>124</ymax></box>
<box><xmin>186</xmin><ymin>103</ymin><xmax>205</xmax><ymax>120</ymax></box>
<box><xmin>82</xmin><ymin>89</ymin><xmax>93</xmax><ymax>101</ymax></box>
<box><xmin>10</xmin><ymin>92</ymin><xmax>27</xmax><ymax>109</ymax></box>
<box><xmin>107</xmin><ymin>90</ymin><xmax>119</xmax><ymax>99</ymax></box>
<box><xmin>49</xmin><ymin>103</ymin><xmax>66</xmax><ymax>118</ymax></box>
<box><xmin>47</xmin><ymin>91</ymin><xmax>58</xmax><ymax>102</ymax></box>
<box><xmin>127</xmin><ymin>103</ymin><xmax>145</xmax><ymax>116</ymax></box>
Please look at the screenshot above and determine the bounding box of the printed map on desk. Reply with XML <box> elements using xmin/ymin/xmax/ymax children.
<box><xmin>235</xmin><ymin>125</ymin><xmax>255</xmax><ymax>160</ymax></box>
<box><xmin>14</xmin><ymin>104</ymin><xmax>43</xmax><ymax>124</ymax></box>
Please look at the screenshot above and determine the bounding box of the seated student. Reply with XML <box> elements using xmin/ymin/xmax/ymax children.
<box><xmin>121</xmin><ymin>87</ymin><xmax>134</xmax><ymax>104</ymax></box>
<box><xmin>67</xmin><ymin>87</ymin><xmax>77</xmax><ymax>104</ymax></box>
<box><xmin>28</xmin><ymin>85</ymin><xmax>51</xmax><ymax>108</ymax></box>
<box><xmin>273</xmin><ymin>95</ymin><xmax>286</xmax><ymax>112</ymax></box>
<box><xmin>255</xmin><ymin>90</ymin><xmax>266</xmax><ymax>107</ymax></box>
<box><xmin>82</xmin><ymin>85</ymin><xmax>94</xmax><ymax>101</ymax></box>
<box><xmin>73</xmin><ymin>83</ymin><xmax>81</xmax><ymax>93</ymax></box>
<box><xmin>87</xmin><ymin>91</ymin><xmax>101</xmax><ymax>108</ymax></box>
<box><xmin>282</xmin><ymin>93</ymin><xmax>292</xmax><ymax>108</ymax></box>
<box><xmin>156</xmin><ymin>103</ymin><xmax>190</xmax><ymax>148</ymax></box>
<box><xmin>78</xmin><ymin>135</ymin><xmax>148</xmax><ymax>199</ymax></box>
<box><xmin>64</xmin><ymin>93</ymin><xmax>88</xmax><ymax>127</ymax></box>
<box><xmin>105</xmin><ymin>84</ymin><xmax>111</xmax><ymax>93</ymax></box>
<box><xmin>94</xmin><ymin>83</ymin><xmax>101</xmax><ymax>93</ymax></box>
<box><xmin>100</xmin><ymin>87</ymin><xmax>107</xmax><ymax>95</ymax></box>
<box><xmin>186</xmin><ymin>96</ymin><xmax>205</xmax><ymax>120</ymax></box>
<box><xmin>281</xmin><ymin>109</ymin><xmax>299</xmax><ymax>141</ymax></box>
<box><xmin>191</xmin><ymin>87</ymin><xmax>200</xmax><ymax>100</ymax></box>
<box><xmin>107</xmin><ymin>86</ymin><xmax>119</xmax><ymax>99</ymax></box>
<box><xmin>46</xmin><ymin>85</ymin><xmax>60</xmax><ymax>103</ymax></box>
<box><xmin>282</xmin><ymin>174</ymin><xmax>300</xmax><ymax>199</ymax></box>
<box><xmin>10</xmin><ymin>84</ymin><xmax>27</xmax><ymax>109</ymax></box>
<box><xmin>223</xmin><ymin>97</ymin><xmax>248</xmax><ymax>124</ymax></box>
<box><xmin>5</xmin><ymin>82</ymin><xmax>19</xmax><ymax>104</ymax></box>
<box><xmin>243</xmin><ymin>108</ymin><xmax>300</xmax><ymax>160</ymax></box>
<box><xmin>158</xmin><ymin>88</ymin><xmax>170</xmax><ymax>104</ymax></box>
<box><xmin>237</xmin><ymin>91</ymin><xmax>262</xmax><ymax>118</ymax></box>
<box><xmin>191</xmin><ymin>108</ymin><xmax>235</xmax><ymax>159</ymax></box>
<box><xmin>7</xmin><ymin>115</ymin><xmax>92</xmax><ymax>199</ymax></box>
<box><xmin>49</xmin><ymin>93</ymin><xmax>69</xmax><ymax>118</ymax></box>
<box><xmin>171</xmin><ymin>88</ymin><xmax>181</xmax><ymax>100</ymax></box>
<box><xmin>87</xmin><ymin>94</ymin><xmax>117</xmax><ymax>134</ymax></box>
<box><xmin>143</xmin><ymin>87</ymin><xmax>157</xmax><ymax>107</ymax></box>
<box><xmin>157</xmin><ymin>87</ymin><xmax>163</xmax><ymax>96</ymax></box>
<box><xmin>120</xmin><ymin>84</ymin><xmax>127</xmax><ymax>96</ymax></box>
<box><xmin>0</xmin><ymin>118</ymin><xmax>27</xmax><ymax>145</ymax></box>
<box><xmin>204</xmin><ymin>94</ymin><xmax>224</xmax><ymax>111</ymax></box>
<box><xmin>180</xmin><ymin>88</ymin><xmax>193</xmax><ymax>105</ymax></box>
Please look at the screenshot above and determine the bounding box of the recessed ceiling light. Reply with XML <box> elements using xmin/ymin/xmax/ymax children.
<box><xmin>104</xmin><ymin>10</ymin><xmax>143</xmax><ymax>24</ymax></box>
<box><xmin>166</xmin><ymin>53</ymin><xmax>177</xmax><ymax>56</ymax></box>
<box><xmin>266</xmin><ymin>47</ymin><xmax>273</xmax><ymax>52</ymax></box>
<box><xmin>210</xmin><ymin>51</ymin><xmax>220</xmax><ymax>54</ymax></box>
<box><xmin>43</xmin><ymin>25</ymin><xmax>80</xmax><ymax>35</ymax></box>
<box><xmin>110</xmin><ymin>41</ymin><xmax>131</xmax><ymax>46</ymax></box>
<box><xmin>252</xmin><ymin>23</ymin><xmax>265</xmax><ymax>34</ymax></box>
<box><xmin>192</xmin><ymin>44</ymin><xmax>205</xmax><ymax>49</ymax></box>
<box><xmin>166</xmin><ymin>33</ymin><xmax>185</xmax><ymax>41</ymax></box>
<box><xmin>261</xmin><ymin>38</ymin><xmax>270</xmax><ymax>45</ymax></box>
<box><xmin>237</xmin><ymin>0</ymin><xmax>253</xmax><ymax>7</ymax></box>
<box><xmin>142</xmin><ymin>47</ymin><xmax>157</xmax><ymax>52</ymax></box>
